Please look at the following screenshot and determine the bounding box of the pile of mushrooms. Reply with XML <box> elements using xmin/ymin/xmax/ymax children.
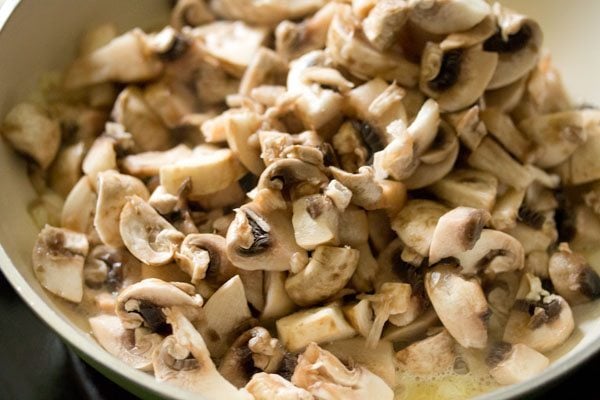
<box><xmin>5</xmin><ymin>0</ymin><xmax>600</xmax><ymax>398</ymax></box>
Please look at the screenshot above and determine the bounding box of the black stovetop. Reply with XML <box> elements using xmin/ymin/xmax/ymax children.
<box><xmin>0</xmin><ymin>271</ymin><xmax>597</xmax><ymax>400</ymax></box>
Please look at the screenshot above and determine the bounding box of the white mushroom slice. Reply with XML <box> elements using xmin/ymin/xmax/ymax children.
<box><xmin>490</xmin><ymin>188</ymin><xmax>526</xmax><ymax>231</ymax></box>
<box><xmin>245</xmin><ymin>373</ymin><xmax>313</xmax><ymax>400</ymax></box>
<box><xmin>485</xmin><ymin>76</ymin><xmax>528</xmax><ymax>113</ymax></box>
<box><xmin>343</xmin><ymin>300</ymin><xmax>374</xmax><ymax>339</ymax></box>
<box><xmin>467</xmin><ymin>137</ymin><xmax>533</xmax><ymax>190</ymax></box>
<box><xmin>549</xmin><ymin>243</ymin><xmax>600</xmax><ymax>305</ymax></box>
<box><xmin>262</xmin><ymin>271</ymin><xmax>297</xmax><ymax>321</ymax></box>
<box><xmin>89</xmin><ymin>314</ymin><xmax>162</xmax><ymax>371</ymax></box>
<box><xmin>148</xmin><ymin>186</ymin><xmax>179</xmax><ymax>215</ymax></box>
<box><xmin>480</xmin><ymin>108</ymin><xmax>534</xmax><ymax>163</ymax></box>
<box><xmin>143</xmin><ymin>79</ymin><xmax>197</xmax><ymax>129</ymax></box>
<box><xmin>223</xmin><ymin>109</ymin><xmax>264</xmax><ymax>175</ymax></box>
<box><xmin>199</xmin><ymin>275</ymin><xmax>253</xmax><ymax>358</ymax></box>
<box><xmin>61</xmin><ymin>176</ymin><xmax>97</xmax><ymax>234</ymax></box>
<box><xmin>362</xmin><ymin>0</ymin><xmax>409</xmax><ymax>51</ymax></box>
<box><xmin>429</xmin><ymin>207</ymin><xmax>490</xmax><ymax>264</ymax></box>
<box><xmin>324</xmin><ymin>180</ymin><xmax>352</xmax><ymax>212</ymax></box>
<box><xmin>171</xmin><ymin>0</ymin><xmax>215</xmax><ymax>29</ymax></box>
<box><xmin>286</xmin><ymin>51</ymin><xmax>345</xmax><ymax>130</ymax></box>
<box><xmin>506</xmin><ymin>221</ymin><xmax>557</xmax><ymax>255</ymax></box>
<box><xmin>396</xmin><ymin>329</ymin><xmax>456</xmax><ymax>375</ymax></box>
<box><xmin>94</xmin><ymin>171</ymin><xmax>149</xmax><ymax>248</ymax></box>
<box><xmin>327</xmin><ymin>5</ymin><xmax>419</xmax><ymax>87</ymax></box>
<box><xmin>276</xmin><ymin>304</ymin><xmax>356</xmax><ymax>352</ymax></box>
<box><xmin>487</xmin><ymin>342</ymin><xmax>549</xmax><ymax>386</ymax></box>
<box><xmin>82</xmin><ymin>136</ymin><xmax>117</xmax><ymax>187</ymax></box>
<box><xmin>324</xmin><ymin>338</ymin><xmax>396</xmax><ymax>388</ymax></box>
<box><xmin>227</xmin><ymin>191</ymin><xmax>306</xmax><ymax>272</ymax></box>
<box><xmin>257</xmin><ymin>158</ymin><xmax>328</xmax><ymax>202</ymax></box>
<box><xmin>210</xmin><ymin>0</ymin><xmax>326</xmax><ymax>27</ymax></box>
<box><xmin>373</xmin><ymin>124</ymin><xmax>417</xmax><ymax>182</ymax></box>
<box><xmin>338</xmin><ymin>206</ymin><xmax>370</xmax><ymax>247</ymax></box>
<box><xmin>48</xmin><ymin>142</ymin><xmax>85</xmax><ymax>197</ymax></box>
<box><xmin>64</xmin><ymin>28</ymin><xmax>164</xmax><ymax>89</ymax></box>
<box><xmin>554</xmin><ymin>122</ymin><xmax>600</xmax><ymax>185</ymax></box>
<box><xmin>484</xmin><ymin>4</ymin><xmax>543</xmax><ymax>90</ymax></box>
<box><xmin>456</xmin><ymin>229</ymin><xmax>525</xmax><ymax>276</ymax></box>
<box><xmin>446</xmin><ymin>106</ymin><xmax>486</xmax><ymax>151</ymax></box>
<box><xmin>359</xmin><ymin>283</ymin><xmax>412</xmax><ymax>348</ymax></box>
<box><xmin>503</xmin><ymin>274</ymin><xmax>575</xmax><ymax>353</ymax></box>
<box><xmin>112</xmin><ymin>86</ymin><xmax>172</xmax><ymax>152</ymax></box>
<box><xmin>351</xmin><ymin>241</ymin><xmax>379</xmax><ymax>293</ymax></box>
<box><xmin>239</xmin><ymin>47</ymin><xmax>288</xmax><ymax>96</ymax></box>
<box><xmin>330</xmin><ymin>167</ymin><xmax>383</xmax><ymax>210</ymax></box>
<box><xmin>153</xmin><ymin>308</ymin><xmax>246</xmax><ymax>399</ymax></box>
<box><xmin>285</xmin><ymin>246</ymin><xmax>359</xmax><ymax>307</ymax></box>
<box><xmin>408</xmin><ymin>0</ymin><xmax>490</xmax><ymax>35</ymax></box>
<box><xmin>519</xmin><ymin>111</ymin><xmax>588</xmax><ymax>168</ymax></box>
<box><xmin>32</xmin><ymin>225</ymin><xmax>89</xmax><ymax>303</ymax></box>
<box><xmin>291</xmin><ymin>343</ymin><xmax>394</xmax><ymax>400</ymax></box>
<box><xmin>1</xmin><ymin>102</ymin><xmax>61</xmax><ymax>169</ymax></box>
<box><xmin>392</xmin><ymin>200</ymin><xmax>449</xmax><ymax>257</ymax></box>
<box><xmin>292</xmin><ymin>195</ymin><xmax>340</xmax><ymax>250</ymax></box>
<box><xmin>430</xmin><ymin>169</ymin><xmax>498</xmax><ymax>212</ymax></box>
<box><xmin>120</xmin><ymin>195</ymin><xmax>184</xmax><ymax>266</ymax></box>
<box><xmin>191</xmin><ymin>21</ymin><xmax>268</xmax><ymax>77</ymax></box>
<box><xmin>382</xmin><ymin>307</ymin><xmax>440</xmax><ymax>342</ymax></box>
<box><xmin>425</xmin><ymin>264</ymin><xmax>489</xmax><ymax>349</ymax></box>
<box><xmin>420</xmin><ymin>43</ymin><xmax>498</xmax><ymax>112</ymax></box>
<box><xmin>160</xmin><ymin>147</ymin><xmax>246</xmax><ymax>198</ymax></box>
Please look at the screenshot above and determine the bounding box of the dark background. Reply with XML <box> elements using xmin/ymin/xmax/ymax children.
<box><xmin>0</xmin><ymin>271</ymin><xmax>595</xmax><ymax>400</ymax></box>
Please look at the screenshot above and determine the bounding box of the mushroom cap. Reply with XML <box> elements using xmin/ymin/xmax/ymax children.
<box><xmin>329</xmin><ymin>166</ymin><xmax>384</xmax><ymax>210</ymax></box>
<box><xmin>408</xmin><ymin>0</ymin><xmax>491</xmax><ymax>35</ymax></box>
<box><xmin>425</xmin><ymin>264</ymin><xmax>489</xmax><ymax>349</ymax></box>
<box><xmin>119</xmin><ymin>195</ymin><xmax>184</xmax><ymax>266</ymax></box>
<box><xmin>395</xmin><ymin>329</ymin><xmax>456</xmax><ymax>375</ymax></box>
<box><xmin>258</xmin><ymin>158</ymin><xmax>328</xmax><ymax>201</ymax></box>
<box><xmin>548</xmin><ymin>243</ymin><xmax>600</xmax><ymax>305</ymax></box>
<box><xmin>94</xmin><ymin>170</ymin><xmax>150</xmax><ymax>248</ymax></box>
<box><xmin>488</xmin><ymin>342</ymin><xmax>549</xmax><ymax>385</ymax></box>
<box><xmin>89</xmin><ymin>314</ymin><xmax>162</xmax><ymax>371</ymax></box>
<box><xmin>116</xmin><ymin>278</ymin><xmax>203</xmax><ymax>331</ymax></box>
<box><xmin>456</xmin><ymin>229</ymin><xmax>525</xmax><ymax>276</ymax></box>
<box><xmin>245</xmin><ymin>372</ymin><xmax>313</xmax><ymax>400</ymax></box>
<box><xmin>392</xmin><ymin>200</ymin><xmax>449</xmax><ymax>257</ymax></box>
<box><xmin>32</xmin><ymin>225</ymin><xmax>89</xmax><ymax>303</ymax></box>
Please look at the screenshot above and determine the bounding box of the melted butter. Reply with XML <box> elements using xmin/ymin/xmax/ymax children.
<box><xmin>395</xmin><ymin>371</ymin><xmax>498</xmax><ymax>400</ymax></box>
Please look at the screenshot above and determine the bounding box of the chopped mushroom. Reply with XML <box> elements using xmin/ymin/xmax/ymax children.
<box><xmin>245</xmin><ymin>373</ymin><xmax>314</xmax><ymax>400</ymax></box>
<box><xmin>210</xmin><ymin>0</ymin><xmax>327</xmax><ymax>27</ymax></box>
<box><xmin>292</xmin><ymin>195</ymin><xmax>340</xmax><ymax>250</ymax></box>
<box><xmin>89</xmin><ymin>314</ymin><xmax>163</xmax><ymax>371</ymax></box>
<box><xmin>291</xmin><ymin>343</ymin><xmax>394</xmax><ymax>400</ymax></box>
<box><xmin>455</xmin><ymin>229</ymin><xmax>525</xmax><ymax>276</ymax></box>
<box><xmin>548</xmin><ymin>243</ymin><xmax>600</xmax><ymax>305</ymax></box>
<box><xmin>487</xmin><ymin>342</ymin><xmax>549</xmax><ymax>385</ymax></box>
<box><xmin>395</xmin><ymin>329</ymin><xmax>456</xmax><ymax>375</ymax></box>
<box><xmin>392</xmin><ymin>200</ymin><xmax>449</xmax><ymax>257</ymax></box>
<box><xmin>32</xmin><ymin>225</ymin><xmax>89</xmax><ymax>303</ymax></box>
<box><xmin>408</xmin><ymin>0</ymin><xmax>491</xmax><ymax>35</ymax></box>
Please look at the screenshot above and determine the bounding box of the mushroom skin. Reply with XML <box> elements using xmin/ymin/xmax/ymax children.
<box><xmin>89</xmin><ymin>314</ymin><xmax>162</xmax><ymax>371</ymax></box>
<box><xmin>1</xmin><ymin>102</ymin><xmax>61</xmax><ymax>169</ymax></box>
<box><xmin>291</xmin><ymin>343</ymin><xmax>394</xmax><ymax>400</ymax></box>
<box><xmin>32</xmin><ymin>225</ymin><xmax>89</xmax><ymax>303</ymax></box>
<box><xmin>245</xmin><ymin>373</ymin><xmax>314</xmax><ymax>400</ymax></box>
<box><xmin>119</xmin><ymin>195</ymin><xmax>185</xmax><ymax>266</ymax></box>
<box><xmin>285</xmin><ymin>245</ymin><xmax>359</xmax><ymax>307</ymax></box>
<box><xmin>395</xmin><ymin>329</ymin><xmax>456</xmax><ymax>375</ymax></box>
<box><xmin>487</xmin><ymin>342</ymin><xmax>549</xmax><ymax>385</ymax></box>
<box><xmin>425</xmin><ymin>264</ymin><xmax>489</xmax><ymax>349</ymax></box>
<box><xmin>503</xmin><ymin>274</ymin><xmax>575</xmax><ymax>353</ymax></box>
<box><xmin>94</xmin><ymin>170</ymin><xmax>150</xmax><ymax>248</ymax></box>
<box><xmin>116</xmin><ymin>278</ymin><xmax>203</xmax><ymax>333</ymax></box>
<box><xmin>549</xmin><ymin>243</ymin><xmax>600</xmax><ymax>305</ymax></box>
<box><xmin>392</xmin><ymin>199</ymin><xmax>449</xmax><ymax>257</ymax></box>
<box><xmin>226</xmin><ymin>191</ymin><xmax>306</xmax><ymax>272</ymax></box>
<box><xmin>408</xmin><ymin>0</ymin><xmax>491</xmax><ymax>35</ymax></box>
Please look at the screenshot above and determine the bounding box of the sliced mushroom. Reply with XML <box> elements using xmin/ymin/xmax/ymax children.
<box><xmin>160</xmin><ymin>147</ymin><xmax>247</xmax><ymax>198</ymax></box>
<box><xmin>395</xmin><ymin>329</ymin><xmax>456</xmax><ymax>375</ymax></box>
<box><xmin>485</xmin><ymin>76</ymin><xmax>528</xmax><ymax>113</ymax></box>
<box><xmin>362</xmin><ymin>0</ymin><xmax>409</xmax><ymax>51</ymax></box>
<box><xmin>487</xmin><ymin>342</ymin><xmax>549</xmax><ymax>385</ymax></box>
<box><xmin>64</xmin><ymin>28</ymin><xmax>164</xmax><ymax>89</ymax></box>
<box><xmin>490</xmin><ymin>188</ymin><xmax>526</xmax><ymax>231</ymax></box>
<box><xmin>258</xmin><ymin>158</ymin><xmax>328</xmax><ymax>202</ymax></box>
<box><xmin>85</xmin><ymin>244</ymin><xmax>142</xmax><ymax>292</ymax></box>
<box><xmin>343</xmin><ymin>299</ymin><xmax>374</xmax><ymax>339</ymax></box>
<box><xmin>119</xmin><ymin>195</ymin><xmax>185</xmax><ymax>266</ymax></box>
<box><xmin>392</xmin><ymin>200</ymin><xmax>448</xmax><ymax>257</ymax></box>
<box><xmin>61</xmin><ymin>176</ymin><xmax>97</xmax><ymax>234</ymax></box>
<box><xmin>408</xmin><ymin>0</ymin><xmax>491</xmax><ymax>35</ymax></box>
<box><xmin>89</xmin><ymin>314</ymin><xmax>162</xmax><ymax>371</ymax></box>
<box><xmin>425</xmin><ymin>264</ymin><xmax>489</xmax><ymax>349</ymax></box>
<box><xmin>223</xmin><ymin>109</ymin><xmax>264</xmax><ymax>175</ymax></box>
<box><xmin>219</xmin><ymin>327</ymin><xmax>286</xmax><ymax>388</ymax></box>
<box><xmin>455</xmin><ymin>229</ymin><xmax>525</xmax><ymax>276</ymax></box>
<box><xmin>503</xmin><ymin>273</ymin><xmax>575</xmax><ymax>353</ymax></box>
<box><xmin>291</xmin><ymin>343</ymin><xmax>394</xmax><ymax>400</ymax></box>
<box><xmin>446</xmin><ymin>105</ymin><xmax>487</xmax><ymax>150</ymax></box>
<box><xmin>82</xmin><ymin>136</ymin><xmax>118</xmax><ymax>187</ymax></box>
<box><xmin>32</xmin><ymin>225</ymin><xmax>89</xmax><ymax>303</ymax></box>
<box><xmin>292</xmin><ymin>195</ymin><xmax>340</xmax><ymax>250</ymax></box>
<box><xmin>112</xmin><ymin>86</ymin><xmax>172</xmax><ymax>152</ymax></box>
<box><xmin>2</xmin><ymin>102</ymin><xmax>61</xmax><ymax>169</ymax></box>
<box><xmin>171</xmin><ymin>0</ymin><xmax>215</xmax><ymax>30</ymax></box>
<box><xmin>210</xmin><ymin>0</ymin><xmax>326</xmax><ymax>27</ymax></box>
<box><xmin>549</xmin><ymin>243</ymin><xmax>600</xmax><ymax>305</ymax></box>
<box><xmin>48</xmin><ymin>142</ymin><xmax>86</xmax><ymax>197</ymax></box>
<box><xmin>327</xmin><ymin>4</ymin><xmax>419</xmax><ymax>86</ymax></box>
<box><xmin>484</xmin><ymin>3</ymin><xmax>543</xmax><ymax>90</ymax></box>
<box><xmin>245</xmin><ymin>372</ymin><xmax>314</xmax><ymax>400</ymax></box>
<box><xmin>239</xmin><ymin>47</ymin><xmax>288</xmax><ymax>96</ymax></box>
<box><xmin>429</xmin><ymin>168</ymin><xmax>498</xmax><ymax>211</ymax></box>
<box><xmin>153</xmin><ymin>308</ymin><xmax>245</xmax><ymax>398</ymax></box>
<box><xmin>480</xmin><ymin>107</ymin><xmax>534</xmax><ymax>163</ymax></box>
<box><xmin>382</xmin><ymin>307</ymin><xmax>440</xmax><ymax>342</ymax></box>
<box><xmin>324</xmin><ymin>180</ymin><xmax>353</xmax><ymax>212</ymax></box>
<box><xmin>429</xmin><ymin>207</ymin><xmax>490</xmax><ymax>264</ymax></box>
<box><xmin>262</xmin><ymin>271</ymin><xmax>298</xmax><ymax>321</ymax></box>
<box><xmin>276</xmin><ymin>304</ymin><xmax>356</xmax><ymax>352</ymax></box>
<box><xmin>285</xmin><ymin>246</ymin><xmax>359</xmax><ymax>307</ymax></box>
<box><xmin>554</xmin><ymin>122</ymin><xmax>600</xmax><ymax>186</ymax></box>
<box><xmin>324</xmin><ymin>338</ymin><xmax>396</xmax><ymax>388</ymax></box>
<box><xmin>330</xmin><ymin>167</ymin><xmax>383</xmax><ymax>210</ymax></box>
<box><xmin>420</xmin><ymin>43</ymin><xmax>498</xmax><ymax>112</ymax></box>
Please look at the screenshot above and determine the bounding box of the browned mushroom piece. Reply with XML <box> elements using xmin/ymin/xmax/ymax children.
<box><xmin>549</xmin><ymin>243</ymin><xmax>600</xmax><ymax>305</ymax></box>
